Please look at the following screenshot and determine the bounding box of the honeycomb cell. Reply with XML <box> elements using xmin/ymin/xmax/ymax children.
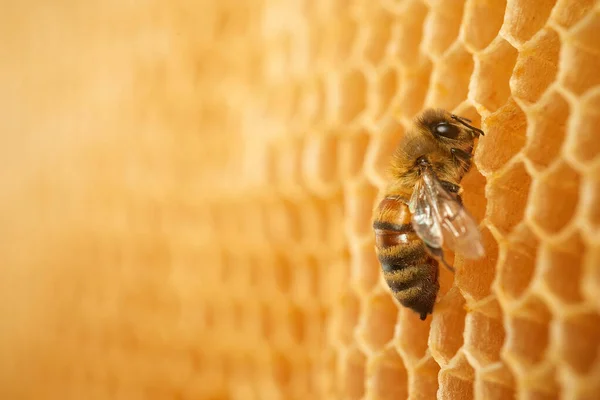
<box><xmin>338</xmin><ymin>129</ymin><xmax>370</xmax><ymax>181</ymax></box>
<box><xmin>342</xmin><ymin>348</ymin><xmax>366</xmax><ymax>400</ymax></box>
<box><xmin>581</xmin><ymin>177</ymin><xmax>600</xmax><ymax>239</ymax></box>
<box><xmin>357</xmin><ymin>293</ymin><xmax>398</xmax><ymax>352</ymax></box>
<box><xmin>523</xmin><ymin>89</ymin><xmax>569</xmax><ymax>172</ymax></box>
<box><xmin>392</xmin><ymin>0</ymin><xmax>428</xmax><ymax>67</ymax></box>
<box><xmin>470</xmin><ymin>37</ymin><xmax>518</xmax><ymax>113</ymax></box>
<box><xmin>394</xmin><ymin>308</ymin><xmax>431</xmax><ymax>366</ymax></box>
<box><xmin>503</xmin><ymin>308</ymin><xmax>551</xmax><ymax>370</ymax></box>
<box><xmin>271</xmin><ymin>351</ymin><xmax>292</xmax><ymax>389</ymax></box>
<box><xmin>363</xmin><ymin>8</ymin><xmax>394</xmax><ymax>65</ymax></box>
<box><xmin>494</xmin><ymin>224</ymin><xmax>539</xmax><ymax>301</ymax></box>
<box><xmin>528</xmin><ymin>160</ymin><xmax>580</xmax><ymax>236</ymax></box>
<box><xmin>558</xmin><ymin>33</ymin><xmax>600</xmax><ymax>96</ymax></box>
<box><xmin>411</xmin><ymin>356</ymin><xmax>441</xmax><ymax>400</ymax></box>
<box><xmin>510</xmin><ymin>28</ymin><xmax>561</xmax><ymax>104</ymax></box>
<box><xmin>344</xmin><ymin>182</ymin><xmax>378</xmax><ymax>237</ymax></box>
<box><xmin>367</xmin><ymin>347</ymin><xmax>408</xmax><ymax>400</ymax></box>
<box><xmin>566</xmin><ymin>89</ymin><xmax>600</xmax><ymax>167</ymax></box>
<box><xmin>337</xmin><ymin>68</ymin><xmax>369</xmax><ymax>123</ymax></box>
<box><xmin>334</xmin><ymin>290</ymin><xmax>360</xmax><ymax>346</ymax></box>
<box><xmin>266</xmin><ymin>200</ymin><xmax>301</xmax><ymax>243</ymax></box>
<box><xmin>464</xmin><ymin>311</ymin><xmax>505</xmax><ymax>367</ymax></box>
<box><xmin>486</xmin><ymin>161</ymin><xmax>532</xmax><ymax>235</ymax></box>
<box><xmin>475</xmin><ymin>363</ymin><xmax>516</xmax><ymax>400</ymax></box>
<box><xmin>302</xmin><ymin>133</ymin><xmax>339</xmax><ymax>194</ymax></box>
<box><xmin>556</xmin><ymin>311</ymin><xmax>600</xmax><ymax>375</ymax></box>
<box><xmin>350</xmin><ymin>240</ymin><xmax>380</xmax><ymax>294</ymax></box>
<box><xmin>539</xmin><ymin>233</ymin><xmax>585</xmax><ymax>306</ymax></box>
<box><xmin>461</xmin><ymin>0</ymin><xmax>507</xmax><ymax>51</ymax></box>
<box><xmin>455</xmin><ymin>226</ymin><xmax>499</xmax><ymax>302</ymax></box>
<box><xmin>396</xmin><ymin>60</ymin><xmax>432</xmax><ymax>119</ymax></box>
<box><xmin>438</xmin><ymin>353</ymin><xmax>475</xmax><ymax>400</ymax></box>
<box><xmin>550</xmin><ymin>0</ymin><xmax>597</xmax><ymax>28</ymax></box>
<box><xmin>364</xmin><ymin>125</ymin><xmax>403</xmax><ymax>187</ymax></box>
<box><xmin>421</xmin><ymin>1</ymin><xmax>465</xmax><ymax>59</ymax></box>
<box><xmin>500</xmin><ymin>0</ymin><xmax>557</xmax><ymax>47</ymax></box>
<box><xmin>375</xmin><ymin>66</ymin><xmax>400</xmax><ymax>119</ymax></box>
<box><xmin>475</xmin><ymin>99</ymin><xmax>528</xmax><ymax>175</ymax></box>
<box><xmin>428</xmin><ymin>287</ymin><xmax>467</xmax><ymax>367</ymax></box>
<box><xmin>425</xmin><ymin>42</ymin><xmax>474</xmax><ymax>111</ymax></box>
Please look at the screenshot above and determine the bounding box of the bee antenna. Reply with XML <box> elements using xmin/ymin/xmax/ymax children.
<box><xmin>451</xmin><ymin>114</ymin><xmax>485</xmax><ymax>137</ymax></box>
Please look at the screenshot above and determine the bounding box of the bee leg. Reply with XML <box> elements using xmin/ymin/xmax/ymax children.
<box><xmin>425</xmin><ymin>244</ymin><xmax>455</xmax><ymax>273</ymax></box>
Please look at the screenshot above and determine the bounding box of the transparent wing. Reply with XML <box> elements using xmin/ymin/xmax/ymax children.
<box><xmin>420</xmin><ymin>168</ymin><xmax>485</xmax><ymax>259</ymax></box>
<box><xmin>408</xmin><ymin>167</ymin><xmax>485</xmax><ymax>259</ymax></box>
<box><xmin>409</xmin><ymin>178</ymin><xmax>443</xmax><ymax>249</ymax></box>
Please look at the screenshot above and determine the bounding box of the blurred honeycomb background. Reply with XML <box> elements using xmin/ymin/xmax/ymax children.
<box><xmin>1</xmin><ymin>0</ymin><xmax>600</xmax><ymax>399</ymax></box>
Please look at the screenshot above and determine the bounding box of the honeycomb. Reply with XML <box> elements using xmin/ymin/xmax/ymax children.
<box><xmin>1</xmin><ymin>0</ymin><xmax>600</xmax><ymax>399</ymax></box>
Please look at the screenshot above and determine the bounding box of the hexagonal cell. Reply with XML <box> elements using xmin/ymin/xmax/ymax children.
<box><xmin>290</xmin><ymin>255</ymin><xmax>320</xmax><ymax>302</ymax></box>
<box><xmin>425</xmin><ymin>42</ymin><xmax>474</xmax><ymax>111</ymax></box>
<box><xmin>486</xmin><ymin>161</ymin><xmax>532</xmax><ymax>235</ymax></box>
<box><xmin>429</xmin><ymin>287</ymin><xmax>467</xmax><ymax>367</ymax></box>
<box><xmin>500</xmin><ymin>0</ymin><xmax>557</xmax><ymax>47</ymax></box>
<box><xmin>338</xmin><ymin>129</ymin><xmax>370</xmax><ymax>181</ymax></box>
<box><xmin>283</xmin><ymin>305</ymin><xmax>307</xmax><ymax>345</ymax></box>
<box><xmin>503</xmin><ymin>305</ymin><xmax>551</xmax><ymax>371</ymax></box>
<box><xmin>550</xmin><ymin>0</ymin><xmax>596</xmax><ymax>28</ymax></box>
<box><xmin>438</xmin><ymin>353</ymin><xmax>475</xmax><ymax>400</ymax></box>
<box><xmin>566</xmin><ymin>89</ymin><xmax>600</xmax><ymax>167</ymax></box>
<box><xmin>334</xmin><ymin>290</ymin><xmax>360</xmax><ymax>346</ymax></box>
<box><xmin>375</xmin><ymin>66</ymin><xmax>400</xmax><ymax>119</ymax></box>
<box><xmin>363</xmin><ymin>8</ymin><xmax>395</xmax><ymax>65</ymax></box>
<box><xmin>302</xmin><ymin>133</ymin><xmax>339</xmax><ymax>194</ymax></box>
<box><xmin>494</xmin><ymin>224</ymin><xmax>539</xmax><ymax>301</ymax></box>
<box><xmin>568</xmin><ymin>7</ymin><xmax>600</xmax><ymax>52</ymax></box>
<box><xmin>336</xmin><ymin>68</ymin><xmax>369</xmax><ymax>123</ymax></box>
<box><xmin>366</xmin><ymin>347</ymin><xmax>408</xmax><ymax>400</ymax></box>
<box><xmin>411</xmin><ymin>355</ymin><xmax>441</xmax><ymax>399</ymax></box>
<box><xmin>470</xmin><ymin>37</ymin><xmax>518</xmax><ymax>113</ymax></box>
<box><xmin>265</xmin><ymin>199</ymin><xmax>302</xmax><ymax>243</ymax></box>
<box><xmin>341</xmin><ymin>348</ymin><xmax>366</xmax><ymax>400</ymax></box>
<box><xmin>475</xmin><ymin>99</ymin><xmax>528</xmax><ymax>175</ymax></box>
<box><xmin>556</xmin><ymin>311</ymin><xmax>600</xmax><ymax>375</ymax></box>
<box><xmin>349</xmin><ymin>240</ymin><xmax>380</xmax><ymax>295</ymax></box>
<box><xmin>357</xmin><ymin>293</ymin><xmax>398</xmax><ymax>353</ymax></box>
<box><xmin>344</xmin><ymin>182</ymin><xmax>378</xmax><ymax>237</ymax></box>
<box><xmin>581</xmin><ymin>177</ymin><xmax>600</xmax><ymax>240</ymax></box>
<box><xmin>455</xmin><ymin>226</ymin><xmax>499</xmax><ymax>302</ymax></box>
<box><xmin>523</xmin><ymin>89</ymin><xmax>569</xmax><ymax>172</ymax></box>
<box><xmin>364</xmin><ymin>125</ymin><xmax>403</xmax><ymax>188</ymax></box>
<box><xmin>528</xmin><ymin>160</ymin><xmax>580</xmax><ymax>236</ymax></box>
<box><xmin>464</xmin><ymin>310</ymin><xmax>505</xmax><ymax>367</ymax></box>
<box><xmin>396</xmin><ymin>60</ymin><xmax>432</xmax><ymax>119</ymax></box>
<box><xmin>392</xmin><ymin>0</ymin><xmax>428</xmax><ymax>67</ymax></box>
<box><xmin>510</xmin><ymin>28</ymin><xmax>561</xmax><ymax>104</ymax></box>
<box><xmin>461</xmin><ymin>0</ymin><xmax>507</xmax><ymax>51</ymax></box>
<box><xmin>461</xmin><ymin>154</ymin><xmax>488</xmax><ymax>225</ymax></box>
<box><xmin>476</xmin><ymin>363</ymin><xmax>516</xmax><ymax>400</ymax></box>
<box><xmin>321</xmin><ymin>13</ymin><xmax>359</xmax><ymax>63</ymax></box>
<box><xmin>539</xmin><ymin>232</ymin><xmax>585</xmax><ymax>305</ymax></box>
<box><xmin>558</xmin><ymin>35</ymin><xmax>600</xmax><ymax>96</ymax></box>
<box><xmin>421</xmin><ymin>2</ymin><xmax>465</xmax><ymax>59</ymax></box>
<box><xmin>394</xmin><ymin>307</ymin><xmax>432</xmax><ymax>366</ymax></box>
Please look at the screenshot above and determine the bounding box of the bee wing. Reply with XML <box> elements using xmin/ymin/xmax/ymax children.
<box><xmin>408</xmin><ymin>178</ymin><xmax>443</xmax><ymax>249</ymax></box>
<box><xmin>419</xmin><ymin>168</ymin><xmax>485</xmax><ymax>259</ymax></box>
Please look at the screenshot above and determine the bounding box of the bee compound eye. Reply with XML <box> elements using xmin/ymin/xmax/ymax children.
<box><xmin>434</xmin><ymin>123</ymin><xmax>460</xmax><ymax>139</ymax></box>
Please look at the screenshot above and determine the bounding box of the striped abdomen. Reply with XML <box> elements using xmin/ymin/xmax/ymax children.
<box><xmin>373</xmin><ymin>196</ymin><xmax>439</xmax><ymax>320</ymax></box>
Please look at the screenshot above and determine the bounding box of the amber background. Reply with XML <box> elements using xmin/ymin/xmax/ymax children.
<box><xmin>1</xmin><ymin>0</ymin><xmax>600</xmax><ymax>399</ymax></box>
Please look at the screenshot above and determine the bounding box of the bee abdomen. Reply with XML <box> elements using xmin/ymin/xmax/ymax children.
<box><xmin>377</xmin><ymin>240</ymin><xmax>439</xmax><ymax>320</ymax></box>
<box><xmin>373</xmin><ymin>196</ymin><xmax>440</xmax><ymax>320</ymax></box>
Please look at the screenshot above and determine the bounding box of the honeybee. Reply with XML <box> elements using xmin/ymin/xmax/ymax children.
<box><xmin>373</xmin><ymin>109</ymin><xmax>485</xmax><ymax>320</ymax></box>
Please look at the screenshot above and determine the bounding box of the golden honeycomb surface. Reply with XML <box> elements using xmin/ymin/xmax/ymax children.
<box><xmin>1</xmin><ymin>0</ymin><xmax>600</xmax><ymax>399</ymax></box>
